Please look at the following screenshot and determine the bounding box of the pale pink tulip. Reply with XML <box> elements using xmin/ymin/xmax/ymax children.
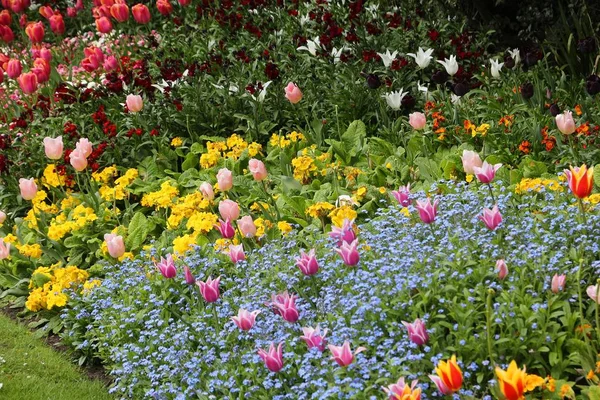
<box><xmin>473</xmin><ymin>161</ymin><xmax>502</xmax><ymax>184</ymax></box>
<box><xmin>300</xmin><ymin>326</ymin><xmax>328</xmax><ymax>351</ymax></box>
<box><xmin>200</xmin><ymin>182</ymin><xmax>214</xmax><ymax>200</ymax></box>
<box><xmin>104</xmin><ymin>233</ymin><xmax>125</xmax><ymax>258</ymax></box>
<box><xmin>429</xmin><ymin>375</ymin><xmax>452</xmax><ymax>395</ymax></box>
<box><xmin>248</xmin><ymin>158</ymin><xmax>268</xmax><ymax>181</ymax></box>
<box><xmin>461</xmin><ymin>150</ymin><xmax>483</xmax><ymax>175</ymax></box>
<box><xmin>328</xmin><ymin>341</ymin><xmax>366</xmax><ymax>367</ymax></box>
<box><xmin>496</xmin><ymin>259</ymin><xmax>508</xmax><ymax>280</ymax></box>
<box><xmin>228</xmin><ymin>244</ymin><xmax>246</xmax><ymax>264</ymax></box>
<box><xmin>237</xmin><ymin>215</ymin><xmax>256</xmax><ymax>238</ymax></box>
<box><xmin>216</xmin><ymin>168</ymin><xmax>233</xmax><ymax>191</ymax></box>
<box><xmin>587</xmin><ymin>285</ymin><xmax>600</xmax><ymax>303</ymax></box>
<box><xmin>19</xmin><ymin>178</ymin><xmax>38</xmax><ymax>200</ymax></box>
<box><xmin>126</xmin><ymin>94</ymin><xmax>143</xmax><ymax>112</ymax></box>
<box><xmin>69</xmin><ymin>148</ymin><xmax>88</xmax><ymax>171</ymax></box>
<box><xmin>555</xmin><ymin>110</ymin><xmax>576</xmax><ymax>135</ymax></box>
<box><xmin>0</xmin><ymin>211</ymin><xmax>6</xmax><ymax>224</ymax></box>
<box><xmin>551</xmin><ymin>274</ymin><xmax>566</xmax><ymax>293</ymax></box>
<box><xmin>75</xmin><ymin>138</ymin><xmax>93</xmax><ymax>158</ymax></box>
<box><xmin>383</xmin><ymin>378</ymin><xmax>420</xmax><ymax>400</ymax></box>
<box><xmin>409</xmin><ymin>112</ymin><xmax>426</xmax><ymax>130</ymax></box>
<box><xmin>0</xmin><ymin>239</ymin><xmax>10</xmax><ymax>260</ymax></box>
<box><xmin>43</xmin><ymin>136</ymin><xmax>63</xmax><ymax>160</ymax></box>
<box><xmin>219</xmin><ymin>199</ymin><xmax>240</xmax><ymax>221</ymax></box>
<box><xmin>479</xmin><ymin>205</ymin><xmax>502</xmax><ymax>230</ymax></box>
<box><xmin>284</xmin><ymin>82</ymin><xmax>303</xmax><ymax>104</ymax></box>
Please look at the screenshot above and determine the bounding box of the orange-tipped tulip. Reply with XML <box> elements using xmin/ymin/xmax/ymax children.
<box><xmin>564</xmin><ymin>164</ymin><xmax>594</xmax><ymax>199</ymax></box>
<box><xmin>495</xmin><ymin>361</ymin><xmax>544</xmax><ymax>400</ymax></box>
<box><xmin>434</xmin><ymin>355</ymin><xmax>463</xmax><ymax>393</ymax></box>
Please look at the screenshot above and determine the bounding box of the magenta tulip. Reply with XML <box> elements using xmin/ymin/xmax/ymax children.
<box><xmin>296</xmin><ymin>249</ymin><xmax>319</xmax><ymax>276</ymax></box>
<box><xmin>479</xmin><ymin>205</ymin><xmax>502</xmax><ymax>230</ymax></box>
<box><xmin>300</xmin><ymin>326</ymin><xmax>328</xmax><ymax>351</ymax></box>
<box><xmin>415</xmin><ymin>198</ymin><xmax>438</xmax><ymax>224</ymax></box>
<box><xmin>328</xmin><ymin>218</ymin><xmax>356</xmax><ymax>246</ymax></box>
<box><xmin>328</xmin><ymin>341</ymin><xmax>366</xmax><ymax>367</ymax></box>
<box><xmin>232</xmin><ymin>309</ymin><xmax>260</xmax><ymax>331</ymax></box>
<box><xmin>401</xmin><ymin>319</ymin><xmax>429</xmax><ymax>346</ymax></box>
<box><xmin>473</xmin><ymin>161</ymin><xmax>502</xmax><ymax>184</ymax></box>
<box><xmin>269</xmin><ymin>291</ymin><xmax>299</xmax><ymax>323</ymax></box>
<box><xmin>183</xmin><ymin>265</ymin><xmax>195</xmax><ymax>284</ymax></box>
<box><xmin>257</xmin><ymin>342</ymin><xmax>284</xmax><ymax>372</ymax></box>
<box><xmin>336</xmin><ymin>239</ymin><xmax>360</xmax><ymax>266</ymax></box>
<box><xmin>155</xmin><ymin>254</ymin><xmax>177</xmax><ymax>278</ymax></box>
<box><xmin>391</xmin><ymin>184</ymin><xmax>411</xmax><ymax>207</ymax></box>
<box><xmin>197</xmin><ymin>276</ymin><xmax>220</xmax><ymax>303</ymax></box>
<box><xmin>215</xmin><ymin>219</ymin><xmax>235</xmax><ymax>239</ymax></box>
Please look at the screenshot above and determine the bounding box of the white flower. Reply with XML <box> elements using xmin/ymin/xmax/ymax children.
<box><xmin>436</xmin><ymin>55</ymin><xmax>459</xmax><ymax>76</ymax></box>
<box><xmin>490</xmin><ymin>58</ymin><xmax>504</xmax><ymax>78</ymax></box>
<box><xmin>382</xmin><ymin>89</ymin><xmax>407</xmax><ymax>110</ymax></box>
<box><xmin>297</xmin><ymin>37</ymin><xmax>320</xmax><ymax>56</ymax></box>
<box><xmin>253</xmin><ymin>81</ymin><xmax>271</xmax><ymax>103</ymax></box>
<box><xmin>417</xmin><ymin>81</ymin><xmax>429</xmax><ymax>100</ymax></box>
<box><xmin>451</xmin><ymin>93</ymin><xmax>461</xmax><ymax>104</ymax></box>
<box><xmin>508</xmin><ymin>48</ymin><xmax>520</xmax><ymax>66</ymax></box>
<box><xmin>407</xmin><ymin>47</ymin><xmax>434</xmax><ymax>69</ymax></box>
<box><xmin>336</xmin><ymin>195</ymin><xmax>359</xmax><ymax>207</ymax></box>
<box><xmin>299</xmin><ymin>14</ymin><xmax>310</xmax><ymax>26</ymax></box>
<box><xmin>331</xmin><ymin>47</ymin><xmax>346</xmax><ymax>64</ymax></box>
<box><xmin>377</xmin><ymin>50</ymin><xmax>398</xmax><ymax>68</ymax></box>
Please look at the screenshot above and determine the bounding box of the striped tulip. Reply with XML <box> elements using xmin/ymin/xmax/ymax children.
<box><xmin>432</xmin><ymin>355</ymin><xmax>463</xmax><ymax>393</ymax></box>
<box><xmin>495</xmin><ymin>360</ymin><xmax>544</xmax><ymax>400</ymax></box>
<box><xmin>564</xmin><ymin>164</ymin><xmax>594</xmax><ymax>199</ymax></box>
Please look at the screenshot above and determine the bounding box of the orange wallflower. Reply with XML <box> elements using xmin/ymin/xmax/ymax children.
<box><xmin>575</xmin><ymin>104</ymin><xmax>582</xmax><ymax>116</ymax></box>
<box><xmin>576</xmin><ymin>122</ymin><xmax>590</xmax><ymax>136</ymax></box>
<box><xmin>518</xmin><ymin>141</ymin><xmax>531</xmax><ymax>154</ymax></box>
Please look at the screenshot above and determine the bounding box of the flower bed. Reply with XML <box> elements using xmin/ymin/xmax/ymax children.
<box><xmin>61</xmin><ymin>180</ymin><xmax>600</xmax><ymax>398</ymax></box>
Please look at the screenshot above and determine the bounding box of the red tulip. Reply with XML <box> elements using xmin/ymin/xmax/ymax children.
<box><xmin>49</xmin><ymin>14</ymin><xmax>65</xmax><ymax>35</ymax></box>
<box><xmin>110</xmin><ymin>3</ymin><xmax>129</xmax><ymax>22</ymax></box>
<box><xmin>95</xmin><ymin>16</ymin><xmax>113</xmax><ymax>33</ymax></box>
<box><xmin>25</xmin><ymin>21</ymin><xmax>44</xmax><ymax>43</ymax></box>
<box><xmin>132</xmin><ymin>4</ymin><xmax>150</xmax><ymax>23</ymax></box>
<box><xmin>17</xmin><ymin>71</ymin><xmax>38</xmax><ymax>94</ymax></box>
<box><xmin>156</xmin><ymin>0</ymin><xmax>172</xmax><ymax>15</ymax></box>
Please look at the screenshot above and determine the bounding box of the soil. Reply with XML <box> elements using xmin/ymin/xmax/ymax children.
<box><xmin>1</xmin><ymin>304</ymin><xmax>113</xmax><ymax>386</ymax></box>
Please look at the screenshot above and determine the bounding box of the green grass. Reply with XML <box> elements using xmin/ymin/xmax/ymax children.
<box><xmin>0</xmin><ymin>313</ymin><xmax>111</xmax><ymax>400</ymax></box>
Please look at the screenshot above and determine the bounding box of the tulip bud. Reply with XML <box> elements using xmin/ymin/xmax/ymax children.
<box><xmin>132</xmin><ymin>3</ymin><xmax>151</xmax><ymax>23</ymax></box>
<box><xmin>19</xmin><ymin>178</ymin><xmax>37</xmax><ymax>200</ymax></box>
<box><xmin>199</xmin><ymin>182</ymin><xmax>214</xmax><ymax>200</ymax></box>
<box><xmin>408</xmin><ymin>112</ymin><xmax>426</xmax><ymax>130</ymax></box>
<box><xmin>197</xmin><ymin>276</ymin><xmax>220</xmax><ymax>303</ymax></box>
<box><xmin>69</xmin><ymin>148</ymin><xmax>88</xmax><ymax>171</ymax></box>
<box><xmin>49</xmin><ymin>14</ymin><xmax>65</xmax><ymax>35</ymax></box>
<box><xmin>496</xmin><ymin>259</ymin><xmax>508</xmax><ymax>280</ymax></box>
<box><xmin>284</xmin><ymin>82</ymin><xmax>303</xmax><ymax>103</ymax></box>
<box><xmin>95</xmin><ymin>16</ymin><xmax>113</xmax><ymax>33</ymax></box>
<box><xmin>183</xmin><ymin>265</ymin><xmax>195</xmax><ymax>284</ymax></box>
<box><xmin>6</xmin><ymin>59</ymin><xmax>22</xmax><ymax>79</ymax></box>
<box><xmin>248</xmin><ymin>158</ymin><xmax>268</xmax><ymax>181</ymax></box>
<box><xmin>43</xmin><ymin>136</ymin><xmax>63</xmax><ymax>160</ymax></box>
<box><xmin>126</xmin><ymin>94</ymin><xmax>143</xmax><ymax>112</ymax></box>
<box><xmin>218</xmin><ymin>199</ymin><xmax>240</xmax><ymax>221</ymax></box>
<box><xmin>237</xmin><ymin>216</ymin><xmax>256</xmax><ymax>238</ymax></box>
<box><xmin>104</xmin><ymin>233</ymin><xmax>125</xmax><ymax>258</ymax></box>
<box><xmin>551</xmin><ymin>274</ymin><xmax>566</xmax><ymax>293</ymax></box>
<box><xmin>555</xmin><ymin>110</ymin><xmax>576</xmax><ymax>135</ymax></box>
<box><xmin>216</xmin><ymin>168</ymin><xmax>233</xmax><ymax>191</ymax></box>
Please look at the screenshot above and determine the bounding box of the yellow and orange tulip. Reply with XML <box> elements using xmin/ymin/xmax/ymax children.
<box><xmin>392</xmin><ymin>386</ymin><xmax>422</xmax><ymax>400</ymax></box>
<box><xmin>434</xmin><ymin>354</ymin><xmax>463</xmax><ymax>393</ymax></box>
<box><xmin>495</xmin><ymin>360</ymin><xmax>544</xmax><ymax>400</ymax></box>
<box><xmin>565</xmin><ymin>164</ymin><xmax>594</xmax><ymax>199</ymax></box>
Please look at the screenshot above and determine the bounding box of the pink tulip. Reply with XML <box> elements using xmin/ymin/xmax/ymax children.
<box><xmin>6</xmin><ymin>59</ymin><xmax>21</xmax><ymax>79</ymax></box>
<box><xmin>555</xmin><ymin>110</ymin><xmax>576</xmax><ymax>135</ymax></box>
<box><xmin>132</xmin><ymin>3</ymin><xmax>151</xmax><ymax>23</ymax></box>
<box><xmin>328</xmin><ymin>341</ymin><xmax>366</xmax><ymax>367</ymax></box>
<box><xmin>48</xmin><ymin>14</ymin><xmax>65</xmax><ymax>35</ymax></box>
<box><xmin>126</xmin><ymin>94</ymin><xmax>143</xmax><ymax>112</ymax></box>
<box><xmin>383</xmin><ymin>378</ymin><xmax>420</xmax><ymax>400</ymax></box>
<box><xmin>43</xmin><ymin>136</ymin><xmax>63</xmax><ymax>160</ymax></box>
<box><xmin>199</xmin><ymin>182</ymin><xmax>214</xmax><ymax>200</ymax></box>
<box><xmin>84</xmin><ymin>46</ymin><xmax>105</xmax><ymax>64</ymax></box>
<box><xmin>67</xmin><ymin>7</ymin><xmax>77</xmax><ymax>17</ymax></box>
<box><xmin>551</xmin><ymin>274</ymin><xmax>566</xmax><ymax>293</ymax></box>
<box><xmin>257</xmin><ymin>342</ymin><xmax>284</xmax><ymax>372</ymax></box>
<box><xmin>284</xmin><ymin>82</ymin><xmax>303</xmax><ymax>104</ymax></box>
<box><xmin>401</xmin><ymin>319</ymin><xmax>429</xmax><ymax>346</ymax></box>
<box><xmin>496</xmin><ymin>259</ymin><xmax>508</xmax><ymax>280</ymax></box>
<box><xmin>473</xmin><ymin>161</ymin><xmax>502</xmax><ymax>184</ymax></box>
<box><xmin>69</xmin><ymin>148</ymin><xmax>88</xmax><ymax>171</ymax></box>
<box><xmin>75</xmin><ymin>138</ymin><xmax>93</xmax><ymax>158</ymax></box>
<box><xmin>197</xmin><ymin>276</ymin><xmax>220</xmax><ymax>303</ymax></box>
<box><xmin>228</xmin><ymin>244</ymin><xmax>246</xmax><ymax>264</ymax></box>
<box><xmin>0</xmin><ymin>211</ymin><xmax>6</xmax><ymax>224</ymax></box>
<box><xmin>415</xmin><ymin>198</ymin><xmax>438</xmax><ymax>224</ymax></box>
<box><xmin>0</xmin><ymin>239</ymin><xmax>10</xmax><ymax>260</ymax></box>
<box><xmin>25</xmin><ymin>22</ymin><xmax>44</xmax><ymax>43</ymax></box>
<box><xmin>296</xmin><ymin>249</ymin><xmax>319</xmax><ymax>276</ymax></box>
<box><xmin>479</xmin><ymin>205</ymin><xmax>502</xmax><ymax>230</ymax></box>
<box><xmin>155</xmin><ymin>254</ymin><xmax>176</xmax><ymax>278</ymax></box>
<box><xmin>40</xmin><ymin>48</ymin><xmax>52</xmax><ymax>63</ymax></box>
<box><xmin>300</xmin><ymin>326</ymin><xmax>328</xmax><ymax>351</ymax></box>
<box><xmin>391</xmin><ymin>184</ymin><xmax>411</xmax><ymax>207</ymax></box>
<box><xmin>104</xmin><ymin>233</ymin><xmax>125</xmax><ymax>258</ymax></box>
<box><xmin>409</xmin><ymin>112</ymin><xmax>426</xmax><ymax>130</ymax></box>
<box><xmin>219</xmin><ymin>199</ymin><xmax>240</xmax><ymax>221</ymax></box>
<box><xmin>335</xmin><ymin>239</ymin><xmax>360</xmax><ymax>266</ymax></box>
<box><xmin>19</xmin><ymin>178</ymin><xmax>37</xmax><ymax>200</ymax></box>
<box><xmin>103</xmin><ymin>55</ymin><xmax>118</xmax><ymax>72</ymax></box>
<box><xmin>183</xmin><ymin>265</ymin><xmax>195</xmax><ymax>284</ymax></box>
<box><xmin>215</xmin><ymin>219</ymin><xmax>235</xmax><ymax>239</ymax></box>
<box><xmin>269</xmin><ymin>291</ymin><xmax>299</xmax><ymax>323</ymax></box>
<box><xmin>17</xmin><ymin>72</ymin><xmax>38</xmax><ymax>94</ymax></box>
<box><xmin>248</xmin><ymin>158</ymin><xmax>268</xmax><ymax>181</ymax></box>
<box><xmin>461</xmin><ymin>150</ymin><xmax>483</xmax><ymax>175</ymax></box>
<box><xmin>237</xmin><ymin>215</ymin><xmax>256</xmax><ymax>238</ymax></box>
<box><xmin>587</xmin><ymin>285</ymin><xmax>600</xmax><ymax>303</ymax></box>
<box><xmin>95</xmin><ymin>16</ymin><xmax>113</xmax><ymax>33</ymax></box>
<box><xmin>429</xmin><ymin>375</ymin><xmax>452</xmax><ymax>395</ymax></box>
<box><xmin>216</xmin><ymin>168</ymin><xmax>233</xmax><ymax>191</ymax></box>
<box><xmin>232</xmin><ymin>309</ymin><xmax>260</xmax><ymax>331</ymax></box>
<box><xmin>329</xmin><ymin>218</ymin><xmax>356</xmax><ymax>246</ymax></box>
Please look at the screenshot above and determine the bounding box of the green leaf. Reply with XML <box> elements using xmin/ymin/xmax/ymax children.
<box><xmin>280</xmin><ymin>176</ymin><xmax>302</xmax><ymax>193</ymax></box>
<box><xmin>181</xmin><ymin>153</ymin><xmax>199</xmax><ymax>171</ymax></box>
<box><xmin>341</xmin><ymin>120</ymin><xmax>366</xmax><ymax>159</ymax></box>
<box><xmin>125</xmin><ymin>212</ymin><xmax>150</xmax><ymax>251</ymax></box>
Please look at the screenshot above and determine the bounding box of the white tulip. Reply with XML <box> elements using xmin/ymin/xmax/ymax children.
<box><xmin>490</xmin><ymin>59</ymin><xmax>504</xmax><ymax>78</ymax></box>
<box><xmin>508</xmin><ymin>48</ymin><xmax>520</xmax><ymax>66</ymax></box>
<box><xmin>377</xmin><ymin>50</ymin><xmax>398</xmax><ymax>68</ymax></box>
<box><xmin>436</xmin><ymin>55</ymin><xmax>459</xmax><ymax>76</ymax></box>
<box><xmin>297</xmin><ymin>37</ymin><xmax>321</xmax><ymax>56</ymax></box>
<box><xmin>407</xmin><ymin>47</ymin><xmax>434</xmax><ymax>69</ymax></box>
<box><xmin>382</xmin><ymin>89</ymin><xmax>407</xmax><ymax>110</ymax></box>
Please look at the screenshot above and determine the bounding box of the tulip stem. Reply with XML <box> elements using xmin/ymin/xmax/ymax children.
<box><xmin>487</xmin><ymin>183</ymin><xmax>496</xmax><ymax>204</ymax></box>
<box><xmin>428</xmin><ymin>224</ymin><xmax>436</xmax><ymax>241</ymax></box>
<box><xmin>577</xmin><ymin>259</ymin><xmax>588</xmax><ymax>342</ymax></box>
<box><xmin>485</xmin><ymin>289</ymin><xmax>495</xmax><ymax>366</ymax></box>
<box><xmin>212</xmin><ymin>305</ymin><xmax>221</xmax><ymax>335</ymax></box>
<box><xmin>578</xmin><ymin>198</ymin><xmax>588</xmax><ymax>226</ymax></box>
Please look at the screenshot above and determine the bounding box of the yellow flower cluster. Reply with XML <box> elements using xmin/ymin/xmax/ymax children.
<box><xmin>585</xmin><ymin>194</ymin><xmax>600</xmax><ymax>205</ymax></box>
<box><xmin>186</xmin><ymin>212</ymin><xmax>218</xmax><ymax>234</ymax></box>
<box><xmin>464</xmin><ymin>120</ymin><xmax>490</xmax><ymax>137</ymax></box>
<box><xmin>173</xmin><ymin>232</ymin><xmax>198</xmax><ymax>255</ymax></box>
<box><xmin>254</xmin><ymin>217</ymin><xmax>273</xmax><ymax>238</ymax></box>
<box><xmin>171</xmin><ymin>137</ymin><xmax>184</xmax><ymax>147</ymax></box>
<box><xmin>98</xmin><ymin>168</ymin><xmax>138</xmax><ymax>201</ymax></box>
<box><xmin>292</xmin><ymin>155</ymin><xmax>318</xmax><ymax>183</ymax></box>
<box><xmin>141</xmin><ymin>181</ymin><xmax>179</xmax><ymax>209</ymax></box>
<box><xmin>47</xmin><ymin>204</ymin><xmax>98</xmax><ymax>241</ymax></box>
<box><xmin>25</xmin><ymin>264</ymin><xmax>89</xmax><ymax>312</ymax></box>
<box><xmin>167</xmin><ymin>192</ymin><xmax>211</xmax><ymax>228</ymax></box>
<box><xmin>515</xmin><ymin>178</ymin><xmax>563</xmax><ymax>194</ymax></box>
<box><xmin>16</xmin><ymin>243</ymin><xmax>43</xmax><ymax>258</ymax></box>
<box><xmin>92</xmin><ymin>166</ymin><xmax>118</xmax><ymax>183</ymax></box>
<box><xmin>329</xmin><ymin>205</ymin><xmax>358</xmax><ymax>227</ymax></box>
<box><xmin>199</xmin><ymin>134</ymin><xmax>261</xmax><ymax>169</ymax></box>
<box><xmin>269</xmin><ymin>131</ymin><xmax>306</xmax><ymax>148</ymax></box>
<box><xmin>306</xmin><ymin>202</ymin><xmax>335</xmax><ymax>218</ymax></box>
<box><xmin>43</xmin><ymin>164</ymin><xmax>65</xmax><ymax>188</ymax></box>
<box><xmin>277</xmin><ymin>221</ymin><xmax>292</xmax><ymax>235</ymax></box>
